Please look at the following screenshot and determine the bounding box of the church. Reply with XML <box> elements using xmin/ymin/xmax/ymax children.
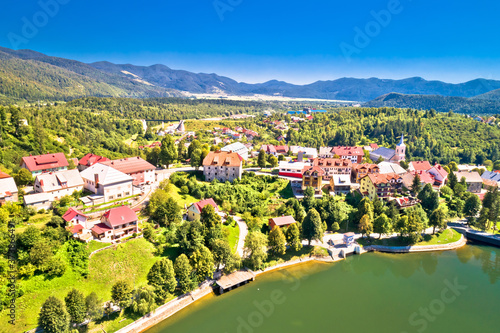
<box><xmin>369</xmin><ymin>135</ymin><xmax>406</xmax><ymax>163</ymax></box>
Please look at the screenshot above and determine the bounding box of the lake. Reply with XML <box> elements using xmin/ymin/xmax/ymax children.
<box><xmin>145</xmin><ymin>244</ymin><xmax>499</xmax><ymax>333</ymax></box>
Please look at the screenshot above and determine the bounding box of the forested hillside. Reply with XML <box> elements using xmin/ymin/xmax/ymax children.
<box><xmin>287</xmin><ymin>107</ymin><xmax>500</xmax><ymax>165</ymax></box>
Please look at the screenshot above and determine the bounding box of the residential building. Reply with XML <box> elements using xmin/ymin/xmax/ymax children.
<box><xmin>363</xmin><ymin>143</ymin><xmax>379</xmax><ymax>153</ymax></box>
<box><xmin>378</xmin><ymin>162</ymin><xmax>407</xmax><ymax>175</ymax></box>
<box><xmin>302</xmin><ymin>166</ymin><xmax>325</xmax><ymax>192</ymax></box>
<box><xmin>481</xmin><ymin>170</ymin><xmax>500</xmax><ymax>184</ymax></box>
<box><xmin>21</xmin><ymin>153</ymin><xmax>69</xmax><ymax>176</ymax></box>
<box><xmin>483</xmin><ymin>178</ymin><xmax>498</xmax><ymax>191</ymax></box>
<box><xmin>278</xmin><ymin>161</ymin><xmax>308</xmax><ymax>178</ymax></box>
<box><xmin>454</xmin><ymin>171</ymin><xmax>483</xmax><ymax>193</ymax></box>
<box><xmin>78</xmin><ymin>153</ymin><xmax>110</xmax><ymax>171</ymax></box>
<box><xmin>330</xmin><ymin>174</ymin><xmax>353</xmax><ymax>195</ymax></box>
<box><xmin>268</xmin><ymin>216</ymin><xmax>296</xmax><ymax>229</ymax></box>
<box><xmin>391</xmin><ymin>197</ymin><xmax>421</xmax><ymax>210</ymax></box>
<box><xmin>91</xmin><ymin>205</ymin><xmax>138</xmax><ymax>241</ymax></box>
<box><xmin>102</xmin><ymin>157</ymin><xmax>155</xmax><ymax>186</ymax></box>
<box><xmin>352</xmin><ymin>164</ymin><xmax>380</xmax><ymax>183</ymax></box>
<box><xmin>34</xmin><ymin>169</ymin><xmax>84</xmax><ymax>200</ymax></box>
<box><xmin>290</xmin><ymin>146</ymin><xmax>318</xmax><ymax>159</ymax></box>
<box><xmin>370</xmin><ymin>135</ymin><xmax>406</xmax><ymax>163</ymax></box>
<box><xmin>261</xmin><ymin>145</ymin><xmax>289</xmax><ymax>156</ymax></box>
<box><xmin>80</xmin><ymin>163</ymin><xmax>134</xmax><ymax>202</ymax></box>
<box><xmin>23</xmin><ymin>193</ymin><xmax>52</xmax><ymax>210</ymax></box>
<box><xmin>330</xmin><ymin>146</ymin><xmax>364</xmax><ymax>163</ymax></box>
<box><xmin>62</xmin><ymin>207</ymin><xmax>89</xmax><ymax>228</ymax></box>
<box><xmin>221</xmin><ymin>142</ymin><xmax>249</xmax><ymax>160</ymax></box>
<box><xmin>187</xmin><ymin>198</ymin><xmax>219</xmax><ymax>221</ymax></box>
<box><xmin>401</xmin><ymin>171</ymin><xmax>436</xmax><ymax>190</ymax></box>
<box><xmin>360</xmin><ymin>173</ymin><xmax>403</xmax><ymax>200</ymax></box>
<box><xmin>0</xmin><ymin>171</ymin><xmax>18</xmax><ymax>205</ymax></box>
<box><xmin>408</xmin><ymin>161</ymin><xmax>433</xmax><ymax>172</ymax></box>
<box><xmin>202</xmin><ymin>151</ymin><xmax>243</xmax><ymax>183</ymax></box>
<box><xmin>428</xmin><ymin>164</ymin><xmax>448</xmax><ymax>187</ymax></box>
<box><xmin>312</xmin><ymin>158</ymin><xmax>352</xmax><ymax>179</ymax></box>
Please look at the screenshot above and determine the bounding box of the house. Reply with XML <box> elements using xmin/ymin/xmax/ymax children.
<box><xmin>392</xmin><ymin>197</ymin><xmax>421</xmax><ymax>209</ymax></box>
<box><xmin>187</xmin><ymin>198</ymin><xmax>219</xmax><ymax>221</ymax></box>
<box><xmin>330</xmin><ymin>174</ymin><xmax>352</xmax><ymax>195</ymax></box>
<box><xmin>401</xmin><ymin>171</ymin><xmax>436</xmax><ymax>190</ymax></box>
<box><xmin>302</xmin><ymin>166</ymin><xmax>325</xmax><ymax>192</ymax></box>
<box><xmin>34</xmin><ymin>169</ymin><xmax>84</xmax><ymax>201</ymax></box>
<box><xmin>428</xmin><ymin>164</ymin><xmax>448</xmax><ymax>187</ymax></box>
<box><xmin>203</xmin><ymin>151</ymin><xmax>243</xmax><ymax>183</ymax></box>
<box><xmin>268</xmin><ymin>216</ymin><xmax>296</xmax><ymax>229</ymax></box>
<box><xmin>232</xmin><ymin>133</ymin><xmax>242</xmax><ymax>140</ymax></box>
<box><xmin>23</xmin><ymin>193</ymin><xmax>52</xmax><ymax>210</ymax></box>
<box><xmin>261</xmin><ymin>145</ymin><xmax>289</xmax><ymax>156</ymax></box>
<box><xmin>278</xmin><ymin>161</ymin><xmax>308</xmax><ymax>178</ymax></box>
<box><xmin>91</xmin><ymin>205</ymin><xmax>138</xmax><ymax>241</ymax></box>
<box><xmin>21</xmin><ymin>153</ymin><xmax>69</xmax><ymax>176</ymax></box>
<box><xmin>329</xmin><ymin>146</ymin><xmax>364</xmax><ymax>163</ymax></box>
<box><xmin>0</xmin><ymin>171</ymin><xmax>18</xmax><ymax>205</ymax></box>
<box><xmin>360</xmin><ymin>173</ymin><xmax>403</xmax><ymax>200</ymax></box>
<box><xmin>408</xmin><ymin>161</ymin><xmax>433</xmax><ymax>172</ymax></box>
<box><xmin>290</xmin><ymin>146</ymin><xmax>318</xmax><ymax>159</ymax></box>
<box><xmin>80</xmin><ymin>163</ymin><xmax>134</xmax><ymax>203</ymax></box>
<box><xmin>78</xmin><ymin>153</ymin><xmax>110</xmax><ymax>171</ymax></box>
<box><xmin>352</xmin><ymin>164</ymin><xmax>380</xmax><ymax>183</ymax></box>
<box><xmin>312</xmin><ymin>158</ymin><xmax>352</xmax><ymax>179</ymax></box>
<box><xmin>101</xmin><ymin>157</ymin><xmax>155</xmax><ymax>186</ymax></box>
<box><xmin>221</xmin><ymin>142</ymin><xmax>249</xmax><ymax>160</ymax></box>
<box><xmin>62</xmin><ymin>207</ymin><xmax>89</xmax><ymax>228</ymax></box>
<box><xmin>483</xmin><ymin>178</ymin><xmax>498</xmax><ymax>191</ymax></box>
<box><xmin>454</xmin><ymin>171</ymin><xmax>483</xmax><ymax>193</ymax></box>
<box><xmin>363</xmin><ymin>143</ymin><xmax>379</xmax><ymax>152</ymax></box>
<box><xmin>370</xmin><ymin>135</ymin><xmax>406</xmax><ymax>163</ymax></box>
<box><xmin>378</xmin><ymin>162</ymin><xmax>407</xmax><ymax>175</ymax></box>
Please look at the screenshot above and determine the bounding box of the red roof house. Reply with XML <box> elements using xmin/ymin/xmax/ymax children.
<box><xmin>187</xmin><ymin>198</ymin><xmax>219</xmax><ymax>221</ymax></box>
<box><xmin>21</xmin><ymin>153</ymin><xmax>69</xmax><ymax>175</ymax></box>
<box><xmin>78</xmin><ymin>153</ymin><xmax>110</xmax><ymax>171</ymax></box>
<box><xmin>94</xmin><ymin>205</ymin><xmax>138</xmax><ymax>240</ymax></box>
<box><xmin>62</xmin><ymin>207</ymin><xmax>88</xmax><ymax>225</ymax></box>
<box><xmin>101</xmin><ymin>157</ymin><xmax>156</xmax><ymax>185</ymax></box>
<box><xmin>269</xmin><ymin>215</ymin><xmax>296</xmax><ymax>229</ymax></box>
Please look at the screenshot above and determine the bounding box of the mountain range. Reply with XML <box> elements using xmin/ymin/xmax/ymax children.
<box><xmin>1</xmin><ymin>46</ymin><xmax>500</xmax><ymax>113</ymax></box>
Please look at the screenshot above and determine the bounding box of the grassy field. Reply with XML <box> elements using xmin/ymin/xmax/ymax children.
<box><xmin>223</xmin><ymin>223</ymin><xmax>240</xmax><ymax>253</ymax></box>
<box><xmin>87</xmin><ymin>240</ymin><xmax>112</xmax><ymax>253</ymax></box>
<box><xmin>1</xmin><ymin>238</ymin><xmax>158</xmax><ymax>333</ymax></box>
<box><xmin>15</xmin><ymin>212</ymin><xmax>53</xmax><ymax>234</ymax></box>
<box><xmin>169</xmin><ymin>183</ymin><xmax>198</xmax><ymax>208</ymax></box>
<box><xmin>471</xmin><ymin>222</ymin><xmax>500</xmax><ymax>235</ymax></box>
<box><xmin>264</xmin><ymin>246</ymin><xmax>330</xmax><ymax>268</ymax></box>
<box><xmin>357</xmin><ymin>228</ymin><xmax>462</xmax><ymax>247</ymax></box>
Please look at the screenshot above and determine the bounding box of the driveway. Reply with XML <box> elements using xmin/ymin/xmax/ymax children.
<box><xmin>232</xmin><ymin>215</ymin><xmax>249</xmax><ymax>257</ymax></box>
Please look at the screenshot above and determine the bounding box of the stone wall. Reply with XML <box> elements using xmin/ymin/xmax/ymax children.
<box><xmin>364</xmin><ymin>235</ymin><xmax>466</xmax><ymax>253</ymax></box>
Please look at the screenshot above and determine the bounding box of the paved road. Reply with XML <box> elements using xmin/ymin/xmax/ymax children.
<box><xmin>232</xmin><ymin>215</ymin><xmax>249</xmax><ymax>257</ymax></box>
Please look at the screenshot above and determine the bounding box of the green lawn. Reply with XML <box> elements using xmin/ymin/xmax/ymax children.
<box><xmin>357</xmin><ymin>229</ymin><xmax>462</xmax><ymax>247</ymax></box>
<box><xmin>471</xmin><ymin>222</ymin><xmax>500</xmax><ymax>235</ymax></box>
<box><xmin>1</xmin><ymin>238</ymin><xmax>159</xmax><ymax>333</ymax></box>
<box><xmin>223</xmin><ymin>223</ymin><xmax>240</xmax><ymax>254</ymax></box>
<box><xmin>87</xmin><ymin>240</ymin><xmax>112</xmax><ymax>253</ymax></box>
<box><xmin>170</xmin><ymin>184</ymin><xmax>198</xmax><ymax>208</ymax></box>
<box><xmin>15</xmin><ymin>212</ymin><xmax>53</xmax><ymax>234</ymax></box>
<box><xmin>264</xmin><ymin>246</ymin><xmax>329</xmax><ymax>268</ymax></box>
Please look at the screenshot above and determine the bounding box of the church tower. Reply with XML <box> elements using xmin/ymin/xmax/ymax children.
<box><xmin>395</xmin><ymin>134</ymin><xmax>406</xmax><ymax>162</ymax></box>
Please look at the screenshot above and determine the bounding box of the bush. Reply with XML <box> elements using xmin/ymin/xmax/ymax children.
<box><xmin>46</xmin><ymin>257</ymin><xmax>67</xmax><ymax>277</ymax></box>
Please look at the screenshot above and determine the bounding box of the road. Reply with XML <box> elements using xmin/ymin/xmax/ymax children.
<box><xmin>232</xmin><ymin>215</ymin><xmax>249</xmax><ymax>257</ymax></box>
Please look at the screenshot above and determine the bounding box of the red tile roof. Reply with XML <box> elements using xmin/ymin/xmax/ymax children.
<box><xmin>101</xmin><ymin>157</ymin><xmax>155</xmax><ymax>175</ymax></box>
<box><xmin>367</xmin><ymin>173</ymin><xmax>401</xmax><ymax>185</ymax></box>
<box><xmin>432</xmin><ymin>164</ymin><xmax>449</xmax><ymax>178</ymax></box>
<box><xmin>68</xmin><ymin>224</ymin><xmax>84</xmax><ymax>234</ymax></box>
<box><xmin>410</xmin><ymin>161</ymin><xmax>433</xmax><ymax>171</ymax></box>
<box><xmin>0</xmin><ymin>171</ymin><xmax>11</xmax><ymax>179</ymax></box>
<box><xmin>62</xmin><ymin>207</ymin><xmax>87</xmax><ymax>222</ymax></box>
<box><xmin>103</xmin><ymin>205</ymin><xmax>138</xmax><ymax>227</ymax></box>
<box><xmin>203</xmin><ymin>151</ymin><xmax>243</xmax><ymax>167</ymax></box>
<box><xmin>192</xmin><ymin>198</ymin><xmax>218</xmax><ymax>214</ymax></box>
<box><xmin>302</xmin><ymin>166</ymin><xmax>325</xmax><ymax>176</ymax></box>
<box><xmin>369</xmin><ymin>143</ymin><xmax>379</xmax><ymax>149</ymax></box>
<box><xmin>313</xmin><ymin>158</ymin><xmax>352</xmax><ymax>168</ymax></box>
<box><xmin>79</xmin><ymin>153</ymin><xmax>110</xmax><ymax>167</ymax></box>
<box><xmin>22</xmin><ymin>153</ymin><xmax>69</xmax><ymax>172</ymax></box>
<box><xmin>331</xmin><ymin>146</ymin><xmax>364</xmax><ymax>157</ymax></box>
<box><xmin>92</xmin><ymin>223</ymin><xmax>113</xmax><ymax>234</ymax></box>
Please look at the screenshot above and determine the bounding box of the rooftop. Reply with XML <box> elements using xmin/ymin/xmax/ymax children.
<box><xmin>203</xmin><ymin>151</ymin><xmax>243</xmax><ymax>167</ymax></box>
<box><xmin>36</xmin><ymin>169</ymin><xmax>84</xmax><ymax>192</ymax></box>
<box><xmin>103</xmin><ymin>205</ymin><xmax>138</xmax><ymax>227</ymax></box>
<box><xmin>22</xmin><ymin>153</ymin><xmax>69</xmax><ymax>172</ymax></box>
<box><xmin>269</xmin><ymin>215</ymin><xmax>296</xmax><ymax>227</ymax></box>
<box><xmin>80</xmin><ymin>163</ymin><xmax>133</xmax><ymax>185</ymax></box>
<box><xmin>101</xmin><ymin>157</ymin><xmax>155</xmax><ymax>174</ymax></box>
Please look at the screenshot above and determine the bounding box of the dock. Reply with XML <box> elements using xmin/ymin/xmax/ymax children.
<box><xmin>216</xmin><ymin>270</ymin><xmax>256</xmax><ymax>294</ymax></box>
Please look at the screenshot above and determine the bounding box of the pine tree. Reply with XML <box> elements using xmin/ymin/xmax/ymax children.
<box><xmin>411</xmin><ymin>173</ymin><xmax>422</xmax><ymax>195</ymax></box>
<box><xmin>302</xmin><ymin>208</ymin><xmax>324</xmax><ymax>245</ymax></box>
<box><xmin>174</xmin><ymin>254</ymin><xmax>196</xmax><ymax>294</ymax></box>
<box><xmin>257</xmin><ymin>150</ymin><xmax>267</xmax><ymax>169</ymax></box>
<box><xmin>359</xmin><ymin>214</ymin><xmax>373</xmax><ymax>238</ymax></box>
<box><xmin>268</xmin><ymin>226</ymin><xmax>286</xmax><ymax>256</ymax></box>
<box><xmin>285</xmin><ymin>223</ymin><xmax>303</xmax><ymax>251</ymax></box>
<box><xmin>38</xmin><ymin>296</ymin><xmax>69</xmax><ymax>333</ymax></box>
<box><xmin>64</xmin><ymin>289</ymin><xmax>86</xmax><ymax>324</ymax></box>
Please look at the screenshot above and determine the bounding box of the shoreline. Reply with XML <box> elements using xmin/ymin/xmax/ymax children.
<box><xmin>112</xmin><ymin>236</ymin><xmax>467</xmax><ymax>333</ymax></box>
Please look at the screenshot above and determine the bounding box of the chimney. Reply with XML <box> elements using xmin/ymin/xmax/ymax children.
<box><xmin>94</xmin><ymin>174</ymin><xmax>99</xmax><ymax>188</ymax></box>
<box><xmin>40</xmin><ymin>180</ymin><xmax>44</xmax><ymax>186</ymax></box>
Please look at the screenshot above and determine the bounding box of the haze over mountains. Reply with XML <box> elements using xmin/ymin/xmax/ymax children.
<box><xmin>1</xmin><ymin>46</ymin><xmax>500</xmax><ymax>113</ymax></box>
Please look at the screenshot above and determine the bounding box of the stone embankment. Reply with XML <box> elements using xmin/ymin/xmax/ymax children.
<box><xmin>364</xmin><ymin>235</ymin><xmax>466</xmax><ymax>253</ymax></box>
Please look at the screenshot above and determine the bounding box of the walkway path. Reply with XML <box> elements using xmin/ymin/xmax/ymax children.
<box><xmin>232</xmin><ymin>215</ymin><xmax>248</xmax><ymax>257</ymax></box>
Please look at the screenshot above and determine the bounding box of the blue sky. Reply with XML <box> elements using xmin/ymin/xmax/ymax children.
<box><xmin>1</xmin><ymin>0</ymin><xmax>499</xmax><ymax>84</ymax></box>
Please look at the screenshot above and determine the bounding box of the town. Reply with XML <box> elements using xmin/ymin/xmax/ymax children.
<box><xmin>1</xmin><ymin>105</ymin><xmax>499</xmax><ymax>333</ymax></box>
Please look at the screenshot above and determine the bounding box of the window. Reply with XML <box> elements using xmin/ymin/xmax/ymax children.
<box><xmin>117</xmin><ymin>194</ymin><xmax>122</xmax><ymax>198</ymax></box>
<box><xmin>108</xmin><ymin>196</ymin><xmax>114</xmax><ymax>200</ymax></box>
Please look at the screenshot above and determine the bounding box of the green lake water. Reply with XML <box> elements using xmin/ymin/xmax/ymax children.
<box><xmin>145</xmin><ymin>244</ymin><xmax>499</xmax><ymax>333</ymax></box>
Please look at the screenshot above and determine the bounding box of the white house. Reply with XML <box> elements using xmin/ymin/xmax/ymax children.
<box><xmin>0</xmin><ymin>171</ymin><xmax>18</xmax><ymax>205</ymax></box>
<box><xmin>101</xmin><ymin>157</ymin><xmax>155</xmax><ymax>186</ymax></box>
<box><xmin>34</xmin><ymin>169</ymin><xmax>84</xmax><ymax>201</ymax></box>
<box><xmin>24</xmin><ymin>193</ymin><xmax>52</xmax><ymax>210</ymax></box>
<box><xmin>80</xmin><ymin>163</ymin><xmax>134</xmax><ymax>203</ymax></box>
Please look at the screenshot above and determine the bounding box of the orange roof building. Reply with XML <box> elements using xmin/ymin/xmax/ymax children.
<box><xmin>202</xmin><ymin>151</ymin><xmax>243</xmax><ymax>183</ymax></box>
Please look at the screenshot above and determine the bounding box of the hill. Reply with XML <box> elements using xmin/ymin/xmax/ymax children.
<box><xmin>363</xmin><ymin>92</ymin><xmax>500</xmax><ymax>114</ymax></box>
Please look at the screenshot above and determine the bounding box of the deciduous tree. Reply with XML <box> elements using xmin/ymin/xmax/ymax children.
<box><xmin>268</xmin><ymin>226</ymin><xmax>286</xmax><ymax>256</ymax></box>
<box><xmin>38</xmin><ymin>296</ymin><xmax>69</xmax><ymax>333</ymax></box>
<box><xmin>302</xmin><ymin>208</ymin><xmax>324</xmax><ymax>245</ymax></box>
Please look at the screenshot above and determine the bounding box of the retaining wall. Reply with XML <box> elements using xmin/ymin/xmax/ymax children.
<box><xmin>364</xmin><ymin>235</ymin><xmax>466</xmax><ymax>253</ymax></box>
